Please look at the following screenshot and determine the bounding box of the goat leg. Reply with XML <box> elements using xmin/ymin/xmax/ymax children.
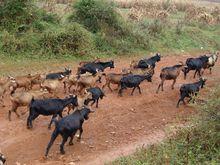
<box><xmin>193</xmin><ymin>70</ymin><xmax>198</xmax><ymax>78</ymax></box>
<box><xmin>137</xmin><ymin>86</ymin><xmax>142</xmax><ymax>94</ymax></box>
<box><xmin>45</xmin><ymin>129</ymin><xmax>59</xmax><ymax>157</ymax></box>
<box><xmin>131</xmin><ymin>87</ymin><xmax>136</xmax><ymax>96</ymax></box>
<box><xmin>96</xmin><ymin>98</ymin><xmax>99</xmax><ymax>108</ymax></box>
<box><xmin>69</xmin><ymin>132</ymin><xmax>76</xmax><ymax>146</ymax></box>
<box><xmin>77</xmin><ymin>127</ymin><xmax>83</xmax><ymax>141</ymax></box>
<box><xmin>48</xmin><ymin>114</ymin><xmax>57</xmax><ymax>129</ymax></box>
<box><xmin>60</xmin><ymin>135</ymin><xmax>68</xmax><ymax>154</ymax></box>
<box><xmin>156</xmin><ymin>83</ymin><xmax>161</xmax><ymax>93</ymax></box>
<box><xmin>171</xmin><ymin>79</ymin><xmax>176</xmax><ymax>90</ymax></box>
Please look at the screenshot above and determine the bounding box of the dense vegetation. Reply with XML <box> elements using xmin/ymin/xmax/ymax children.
<box><xmin>111</xmin><ymin>86</ymin><xmax>220</xmax><ymax>164</ymax></box>
<box><xmin>0</xmin><ymin>0</ymin><xmax>219</xmax><ymax>60</ymax></box>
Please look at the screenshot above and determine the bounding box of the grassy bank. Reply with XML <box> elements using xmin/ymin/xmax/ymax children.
<box><xmin>0</xmin><ymin>0</ymin><xmax>219</xmax><ymax>61</ymax></box>
<box><xmin>111</xmin><ymin>86</ymin><xmax>220</xmax><ymax>164</ymax></box>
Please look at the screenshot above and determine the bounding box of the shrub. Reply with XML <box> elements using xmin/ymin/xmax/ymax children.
<box><xmin>1</xmin><ymin>30</ymin><xmax>41</xmax><ymax>54</ymax></box>
<box><xmin>0</xmin><ymin>0</ymin><xmax>59</xmax><ymax>31</ymax></box>
<box><xmin>0</xmin><ymin>0</ymin><xmax>38</xmax><ymax>30</ymax></box>
<box><xmin>148</xmin><ymin>19</ymin><xmax>164</xmax><ymax>36</ymax></box>
<box><xmin>40</xmin><ymin>23</ymin><xmax>94</xmax><ymax>55</ymax></box>
<box><xmin>70</xmin><ymin>0</ymin><xmax>123</xmax><ymax>33</ymax></box>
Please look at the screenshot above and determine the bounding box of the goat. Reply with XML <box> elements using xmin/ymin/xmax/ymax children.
<box><xmin>0</xmin><ymin>153</ymin><xmax>6</xmax><ymax>165</ymax></box>
<box><xmin>183</xmin><ymin>55</ymin><xmax>209</xmax><ymax>79</ymax></box>
<box><xmin>45</xmin><ymin>107</ymin><xmax>94</xmax><ymax>157</ymax></box>
<box><xmin>202</xmin><ymin>53</ymin><xmax>218</xmax><ymax>74</ymax></box>
<box><xmin>76</xmin><ymin>71</ymin><xmax>104</xmax><ymax>92</ymax></box>
<box><xmin>27</xmin><ymin>95</ymin><xmax>78</xmax><ymax>129</ymax></box>
<box><xmin>137</xmin><ymin>53</ymin><xmax>161</xmax><ymax>69</ymax></box>
<box><xmin>40</xmin><ymin>78</ymin><xmax>63</xmax><ymax>96</ymax></box>
<box><xmin>67</xmin><ymin>90</ymin><xmax>93</xmax><ymax>114</ymax></box>
<box><xmin>77</xmin><ymin>60</ymin><xmax>114</xmax><ymax>75</ymax></box>
<box><xmin>0</xmin><ymin>79</ymin><xmax>17</xmax><ymax>107</ymax></box>
<box><xmin>156</xmin><ymin>62</ymin><xmax>185</xmax><ymax>93</ymax></box>
<box><xmin>85</xmin><ymin>87</ymin><xmax>105</xmax><ymax>108</ymax></box>
<box><xmin>102</xmin><ymin>73</ymin><xmax>128</xmax><ymax>92</ymax></box>
<box><xmin>46</xmin><ymin>68</ymin><xmax>71</xmax><ymax>80</ymax></box>
<box><xmin>130</xmin><ymin>67</ymin><xmax>154</xmax><ymax>76</ymax></box>
<box><xmin>63</xmin><ymin>73</ymin><xmax>92</xmax><ymax>93</ymax></box>
<box><xmin>176</xmin><ymin>78</ymin><xmax>207</xmax><ymax>108</ymax></box>
<box><xmin>118</xmin><ymin>74</ymin><xmax>152</xmax><ymax>96</ymax></box>
<box><xmin>14</xmin><ymin>74</ymin><xmax>42</xmax><ymax>91</ymax></box>
<box><xmin>8</xmin><ymin>89</ymin><xmax>49</xmax><ymax>121</ymax></box>
<box><xmin>130</xmin><ymin>60</ymin><xmax>139</xmax><ymax>69</ymax></box>
<box><xmin>78</xmin><ymin>58</ymin><xmax>101</xmax><ymax>68</ymax></box>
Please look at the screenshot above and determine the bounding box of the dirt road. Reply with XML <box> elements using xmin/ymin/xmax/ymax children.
<box><xmin>0</xmin><ymin>52</ymin><xmax>219</xmax><ymax>165</ymax></box>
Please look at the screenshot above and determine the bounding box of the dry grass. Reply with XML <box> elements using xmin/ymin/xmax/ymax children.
<box><xmin>114</xmin><ymin>0</ymin><xmax>220</xmax><ymax>24</ymax></box>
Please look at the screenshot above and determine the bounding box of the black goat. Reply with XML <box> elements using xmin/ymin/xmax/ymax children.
<box><xmin>77</xmin><ymin>60</ymin><xmax>114</xmax><ymax>75</ymax></box>
<box><xmin>118</xmin><ymin>74</ymin><xmax>152</xmax><ymax>96</ymax></box>
<box><xmin>27</xmin><ymin>95</ymin><xmax>78</xmax><ymax>129</ymax></box>
<box><xmin>85</xmin><ymin>87</ymin><xmax>105</xmax><ymax>108</ymax></box>
<box><xmin>45</xmin><ymin>107</ymin><xmax>94</xmax><ymax>157</ymax></box>
<box><xmin>138</xmin><ymin>53</ymin><xmax>161</xmax><ymax>69</ymax></box>
<box><xmin>0</xmin><ymin>153</ymin><xmax>6</xmax><ymax>165</ymax></box>
<box><xmin>176</xmin><ymin>78</ymin><xmax>207</xmax><ymax>108</ymax></box>
<box><xmin>183</xmin><ymin>56</ymin><xmax>209</xmax><ymax>79</ymax></box>
<box><xmin>46</xmin><ymin>68</ymin><xmax>71</xmax><ymax>80</ymax></box>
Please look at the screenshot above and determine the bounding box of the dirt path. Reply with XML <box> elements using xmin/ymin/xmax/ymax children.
<box><xmin>0</xmin><ymin>52</ymin><xmax>219</xmax><ymax>165</ymax></box>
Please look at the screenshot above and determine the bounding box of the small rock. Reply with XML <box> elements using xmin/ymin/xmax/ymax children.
<box><xmin>105</xmin><ymin>141</ymin><xmax>109</xmax><ymax>143</ymax></box>
<box><xmin>15</xmin><ymin>162</ymin><xmax>21</xmax><ymax>165</ymax></box>
<box><xmin>68</xmin><ymin>162</ymin><xmax>75</xmax><ymax>165</ymax></box>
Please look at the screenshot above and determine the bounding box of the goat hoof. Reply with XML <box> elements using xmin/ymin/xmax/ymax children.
<box><xmin>27</xmin><ymin>126</ymin><xmax>32</xmax><ymax>129</ymax></box>
<box><xmin>69</xmin><ymin>142</ymin><xmax>73</xmax><ymax>146</ymax></box>
<box><xmin>60</xmin><ymin>150</ymin><xmax>65</xmax><ymax>155</ymax></box>
<box><xmin>77</xmin><ymin>138</ymin><xmax>81</xmax><ymax>142</ymax></box>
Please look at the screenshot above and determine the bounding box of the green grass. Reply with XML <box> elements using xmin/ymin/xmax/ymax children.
<box><xmin>0</xmin><ymin>0</ymin><xmax>219</xmax><ymax>61</ymax></box>
<box><xmin>110</xmin><ymin>86</ymin><xmax>220</xmax><ymax>165</ymax></box>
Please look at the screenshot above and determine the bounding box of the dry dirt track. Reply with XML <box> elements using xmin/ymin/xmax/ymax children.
<box><xmin>0</xmin><ymin>52</ymin><xmax>220</xmax><ymax>165</ymax></box>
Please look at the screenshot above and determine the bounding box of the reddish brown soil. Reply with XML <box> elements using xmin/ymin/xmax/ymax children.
<box><xmin>0</xmin><ymin>53</ymin><xmax>219</xmax><ymax>165</ymax></box>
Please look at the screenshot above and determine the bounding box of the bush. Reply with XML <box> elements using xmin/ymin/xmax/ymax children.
<box><xmin>70</xmin><ymin>0</ymin><xmax>123</xmax><ymax>34</ymax></box>
<box><xmin>1</xmin><ymin>30</ymin><xmax>41</xmax><ymax>54</ymax></box>
<box><xmin>40</xmin><ymin>23</ymin><xmax>94</xmax><ymax>55</ymax></box>
<box><xmin>0</xmin><ymin>0</ymin><xmax>59</xmax><ymax>32</ymax></box>
<box><xmin>148</xmin><ymin>19</ymin><xmax>164</xmax><ymax>36</ymax></box>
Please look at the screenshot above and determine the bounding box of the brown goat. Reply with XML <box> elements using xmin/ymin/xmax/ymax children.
<box><xmin>40</xmin><ymin>79</ymin><xmax>63</xmax><ymax>97</ymax></box>
<box><xmin>14</xmin><ymin>74</ymin><xmax>43</xmax><ymax>91</ymax></box>
<box><xmin>0</xmin><ymin>79</ymin><xmax>17</xmax><ymax>107</ymax></box>
<box><xmin>8</xmin><ymin>89</ymin><xmax>49</xmax><ymax>121</ymax></box>
<box><xmin>63</xmin><ymin>73</ymin><xmax>92</xmax><ymax>93</ymax></box>
<box><xmin>156</xmin><ymin>62</ymin><xmax>185</xmax><ymax>93</ymax></box>
<box><xmin>76</xmin><ymin>71</ymin><xmax>104</xmax><ymax>92</ymax></box>
<box><xmin>102</xmin><ymin>73</ymin><xmax>128</xmax><ymax>92</ymax></box>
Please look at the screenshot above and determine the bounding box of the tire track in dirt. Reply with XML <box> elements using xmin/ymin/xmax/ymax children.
<box><xmin>0</xmin><ymin>52</ymin><xmax>219</xmax><ymax>165</ymax></box>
